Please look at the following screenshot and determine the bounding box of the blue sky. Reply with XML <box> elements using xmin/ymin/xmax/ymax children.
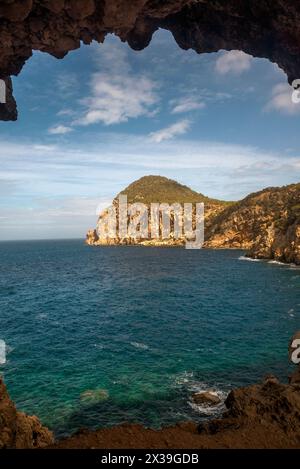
<box><xmin>0</xmin><ymin>29</ymin><xmax>300</xmax><ymax>240</ymax></box>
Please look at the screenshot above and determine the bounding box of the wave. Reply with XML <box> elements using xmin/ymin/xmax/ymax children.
<box><xmin>36</xmin><ymin>313</ymin><xmax>48</xmax><ymax>320</ymax></box>
<box><xmin>130</xmin><ymin>341</ymin><xmax>149</xmax><ymax>350</ymax></box>
<box><xmin>268</xmin><ymin>260</ymin><xmax>286</xmax><ymax>265</ymax></box>
<box><xmin>289</xmin><ymin>264</ymin><xmax>300</xmax><ymax>270</ymax></box>
<box><xmin>288</xmin><ymin>309</ymin><xmax>295</xmax><ymax>318</ymax></box>
<box><xmin>239</xmin><ymin>256</ymin><xmax>300</xmax><ymax>269</ymax></box>
<box><xmin>173</xmin><ymin>371</ymin><xmax>228</xmax><ymax>417</ymax></box>
<box><xmin>238</xmin><ymin>256</ymin><xmax>261</xmax><ymax>262</ymax></box>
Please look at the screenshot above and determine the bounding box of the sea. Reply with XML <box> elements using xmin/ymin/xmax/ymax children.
<box><xmin>0</xmin><ymin>240</ymin><xmax>299</xmax><ymax>437</ymax></box>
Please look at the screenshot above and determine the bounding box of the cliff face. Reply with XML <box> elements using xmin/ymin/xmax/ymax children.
<box><xmin>206</xmin><ymin>183</ymin><xmax>300</xmax><ymax>264</ymax></box>
<box><xmin>86</xmin><ymin>175</ymin><xmax>228</xmax><ymax>247</ymax></box>
<box><xmin>0</xmin><ymin>377</ymin><xmax>53</xmax><ymax>449</ymax></box>
<box><xmin>1</xmin><ymin>1</ymin><xmax>300</xmax><ymax>121</ymax></box>
<box><xmin>86</xmin><ymin>177</ymin><xmax>300</xmax><ymax>265</ymax></box>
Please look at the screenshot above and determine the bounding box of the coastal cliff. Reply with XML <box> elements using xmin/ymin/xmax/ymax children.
<box><xmin>0</xmin><ymin>378</ymin><xmax>53</xmax><ymax>449</ymax></box>
<box><xmin>86</xmin><ymin>176</ymin><xmax>229</xmax><ymax>247</ymax></box>
<box><xmin>87</xmin><ymin>177</ymin><xmax>300</xmax><ymax>265</ymax></box>
<box><xmin>206</xmin><ymin>183</ymin><xmax>300</xmax><ymax>265</ymax></box>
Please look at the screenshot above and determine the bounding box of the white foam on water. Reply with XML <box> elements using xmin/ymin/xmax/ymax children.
<box><xmin>0</xmin><ymin>340</ymin><xmax>6</xmax><ymax>365</ymax></box>
<box><xmin>238</xmin><ymin>256</ymin><xmax>261</xmax><ymax>262</ymax></box>
<box><xmin>173</xmin><ymin>371</ymin><xmax>228</xmax><ymax>417</ymax></box>
<box><xmin>36</xmin><ymin>313</ymin><xmax>48</xmax><ymax>320</ymax></box>
<box><xmin>288</xmin><ymin>308</ymin><xmax>295</xmax><ymax>318</ymax></box>
<box><xmin>173</xmin><ymin>371</ymin><xmax>194</xmax><ymax>385</ymax></box>
<box><xmin>130</xmin><ymin>341</ymin><xmax>149</xmax><ymax>350</ymax></box>
<box><xmin>290</xmin><ymin>264</ymin><xmax>300</xmax><ymax>270</ymax></box>
<box><xmin>187</xmin><ymin>383</ymin><xmax>228</xmax><ymax>416</ymax></box>
<box><xmin>268</xmin><ymin>260</ymin><xmax>286</xmax><ymax>265</ymax></box>
<box><xmin>93</xmin><ymin>343</ymin><xmax>105</xmax><ymax>350</ymax></box>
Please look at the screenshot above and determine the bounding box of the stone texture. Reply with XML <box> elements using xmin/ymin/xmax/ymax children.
<box><xmin>206</xmin><ymin>183</ymin><xmax>300</xmax><ymax>265</ymax></box>
<box><xmin>1</xmin><ymin>0</ymin><xmax>300</xmax><ymax>120</ymax></box>
<box><xmin>0</xmin><ymin>377</ymin><xmax>53</xmax><ymax>449</ymax></box>
<box><xmin>192</xmin><ymin>391</ymin><xmax>221</xmax><ymax>406</ymax></box>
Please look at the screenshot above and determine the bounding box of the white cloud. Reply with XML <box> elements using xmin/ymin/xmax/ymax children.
<box><xmin>56</xmin><ymin>72</ymin><xmax>79</xmax><ymax>97</ymax></box>
<box><xmin>264</xmin><ymin>83</ymin><xmax>300</xmax><ymax>115</ymax></box>
<box><xmin>215</xmin><ymin>51</ymin><xmax>252</xmax><ymax>75</ymax></box>
<box><xmin>149</xmin><ymin>120</ymin><xmax>191</xmax><ymax>143</ymax></box>
<box><xmin>77</xmin><ymin>75</ymin><xmax>158</xmax><ymax>125</ymax></box>
<box><xmin>74</xmin><ymin>41</ymin><xmax>159</xmax><ymax>126</ymax></box>
<box><xmin>57</xmin><ymin>108</ymin><xmax>75</xmax><ymax>117</ymax></box>
<box><xmin>171</xmin><ymin>97</ymin><xmax>206</xmax><ymax>114</ymax></box>
<box><xmin>0</xmin><ymin>135</ymin><xmax>300</xmax><ymax>239</ymax></box>
<box><xmin>48</xmin><ymin>125</ymin><xmax>73</xmax><ymax>135</ymax></box>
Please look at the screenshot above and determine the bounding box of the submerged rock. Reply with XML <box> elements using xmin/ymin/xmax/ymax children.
<box><xmin>80</xmin><ymin>388</ymin><xmax>109</xmax><ymax>404</ymax></box>
<box><xmin>192</xmin><ymin>391</ymin><xmax>221</xmax><ymax>406</ymax></box>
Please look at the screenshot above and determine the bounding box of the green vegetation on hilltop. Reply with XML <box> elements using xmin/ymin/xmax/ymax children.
<box><xmin>117</xmin><ymin>175</ymin><xmax>231</xmax><ymax>206</ymax></box>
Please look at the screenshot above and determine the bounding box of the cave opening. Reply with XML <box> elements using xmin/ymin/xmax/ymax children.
<box><xmin>0</xmin><ymin>7</ymin><xmax>300</xmax><ymax>443</ymax></box>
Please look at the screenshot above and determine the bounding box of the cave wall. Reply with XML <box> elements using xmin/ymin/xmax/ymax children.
<box><xmin>1</xmin><ymin>0</ymin><xmax>300</xmax><ymax>120</ymax></box>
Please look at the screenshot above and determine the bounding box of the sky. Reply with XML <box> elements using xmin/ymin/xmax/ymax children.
<box><xmin>0</xmin><ymin>29</ymin><xmax>300</xmax><ymax>240</ymax></box>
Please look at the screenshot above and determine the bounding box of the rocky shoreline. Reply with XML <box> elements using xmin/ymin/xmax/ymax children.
<box><xmin>51</xmin><ymin>369</ymin><xmax>300</xmax><ymax>449</ymax></box>
<box><xmin>1</xmin><ymin>335</ymin><xmax>300</xmax><ymax>449</ymax></box>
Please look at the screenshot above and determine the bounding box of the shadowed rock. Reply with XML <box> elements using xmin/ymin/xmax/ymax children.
<box><xmin>1</xmin><ymin>1</ymin><xmax>300</xmax><ymax>120</ymax></box>
<box><xmin>0</xmin><ymin>377</ymin><xmax>53</xmax><ymax>449</ymax></box>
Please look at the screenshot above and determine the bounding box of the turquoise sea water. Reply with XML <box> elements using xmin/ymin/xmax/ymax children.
<box><xmin>0</xmin><ymin>240</ymin><xmax>300</xmax><ymax>437</ymax></box>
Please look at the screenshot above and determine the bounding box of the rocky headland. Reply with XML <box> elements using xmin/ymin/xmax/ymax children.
<box><xmin>86</xmin><ymin>176</ymin><xmax>300</xmax><ymax>265</ymax></box>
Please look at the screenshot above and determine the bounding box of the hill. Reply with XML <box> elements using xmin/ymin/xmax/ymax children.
<box><xmin>86</xmin><ymin>177</ymin><xmax>300</xmax><ymax>264</ymax></box>
<box><xmin>117</xmin><ymin>175</ymin><xmax>228</xmax><ymax>206</ymax></box>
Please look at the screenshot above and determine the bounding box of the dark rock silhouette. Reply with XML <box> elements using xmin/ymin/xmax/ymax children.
<box><xmin>1</xmin><ymin>1</ymin><xmax>300</xmax><ymax>120</ymax></box>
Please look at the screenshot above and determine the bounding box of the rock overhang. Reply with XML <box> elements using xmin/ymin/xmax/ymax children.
<box><xmin>1</xmin><ymin>0</ymin><xmax>300</xmax><ymax>121</ymax></box>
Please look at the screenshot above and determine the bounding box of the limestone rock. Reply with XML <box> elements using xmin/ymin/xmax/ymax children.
<box><xmin>206</xmin><ymin>183</ymin><xmax>300</xmax><ymax>265</ymax></box>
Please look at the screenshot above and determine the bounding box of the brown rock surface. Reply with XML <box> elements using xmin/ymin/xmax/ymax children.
<box><xmin>1</xmin><ymin>1</ymin><xmax>300</xmax><ymax>120</ymax></box>
<box><xmin>192</xmin><ymin>391</ymin><xmax>221</xmax><ymax>406</ymax></box>
<box><xmin>206</xmin><ymin>183</ymin><xmax>300</xmax><ymax>265</ymax></box>
<box><xmin>0</xmin><ymin>377</ymin><xmax>54</xmax><ymax>449</ymax></box>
